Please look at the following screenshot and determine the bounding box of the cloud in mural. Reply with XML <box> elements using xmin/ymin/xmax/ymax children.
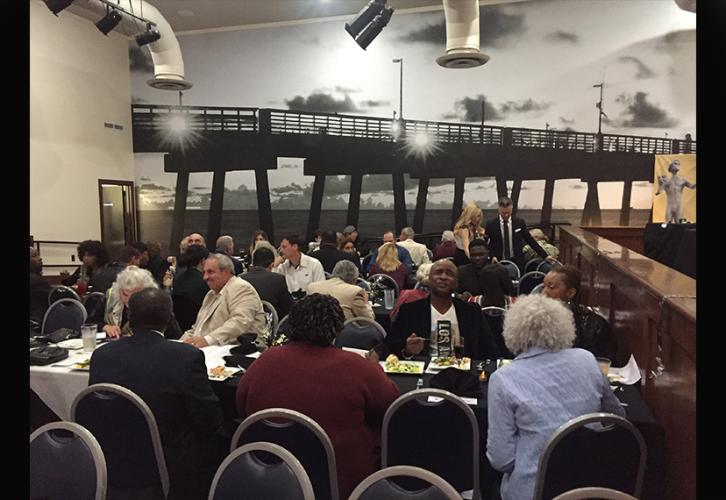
<box><xmin>569</xmin><ymin>184</ymin><xmax>586</xmax><ymax>190</ymax></box>
<box><xmin>559</xmin><ymin>117</ymin><xmax>575</xmax><ymax>125</ymax></box>
<box><xmin>500</xmin><ymin>98</ymin><xmax>553</xmax><ymax>115</ymax></box>
<box><xmin>618</xmin><ymin>56</ymin><xmax>656</xmax><ymax>79</ymax></box>
<box><xmin>139</xmin><ymin>183</ymin><xmax>172</xmax><ymax>192</ymax></box>
<box><xmin>445</xmin><ymin>94</ymin><xmax>502</xmax><ymax>122</ymax></box>
<box><xmin>545</xmin><ymin>31</ymin><xmax>579</xmax><ymax>44</ymax></box>
<box><xmin>285</xmin><ymin>92</ymin><xmax>358</xmax><ymax>113</ymax></box>
<box><xmin>398</xmin><ymin>6</ymin><xmax>525</xmax><ymax>48</ymax></box>
<box><xmin>360</xmin><ymin>100</ymin><xmax>391</xmax><ymax>108</ymax></box>
<box><xmin>615</xmin><ymin>91</ymin><xmax>679</xmax><ymax>128</ymax></box>
<box><xmin>335</xmin><ymin>86</ymin><xmax>362</xmax><ymax>94</ymax></box>
<box><xmin>129</xmin><ymin>46</ymin><xmax>154</xmax><ymax>73</ymax></box>
<box><xmin>655</xmin><ymin>29</ymin><xmax>695</xmax><ymax>53</ymax></box>
<box><xmin>140</xmin><ymin>176</ymin><xmax>151</xmax><ymax>181</ymax></box>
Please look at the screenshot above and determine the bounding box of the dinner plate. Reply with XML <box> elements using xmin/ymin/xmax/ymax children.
<box><xmin>428</xmin><ymin>357</ymin><xmax>471</xmax><ymax>371</ymax></box>
<box><xmin>379</xmin><ymin>360</ymin><xmax>425</xmax><ymax>375</ymax></box>
<box><xmin>57</xmin><ymin>339</ymin><xmax>84</xmax><ymax>350</ymax></box>
<box><xmin>208</xmin><ymin>367</ymin><xmax>242</xmax><ymax>381</ymax></box>
<box><xmin>72</xmin><ymin>359</ymin><xmax>91</xmax><ymax>371</ymax></box>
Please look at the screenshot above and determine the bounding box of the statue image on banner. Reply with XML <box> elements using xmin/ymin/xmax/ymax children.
<box><xmin>652</xmin><ymin>155</ymin><xmax>696</xmax><ymax>223</ymax></box>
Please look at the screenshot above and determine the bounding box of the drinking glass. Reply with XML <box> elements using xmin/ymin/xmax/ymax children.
<box><xmin>81</xmin><ymin>323</ymin><xmax>97</xmax><ymax>353</ymax></box>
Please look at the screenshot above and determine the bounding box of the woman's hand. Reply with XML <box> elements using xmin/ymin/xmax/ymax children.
<box><xmin>103</xmin><ymin>325</ymin><xmax>122</xmax><ymax>339</ymax></box>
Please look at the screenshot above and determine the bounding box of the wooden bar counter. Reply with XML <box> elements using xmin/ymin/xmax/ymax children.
<box><xmin>559</xmin><ymin>226</ymin><xmax>695</xmax><ymax>500</ymax></box>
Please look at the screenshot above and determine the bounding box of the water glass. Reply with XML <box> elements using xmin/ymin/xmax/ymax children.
<box><xmin>81</xmin><ymin>323</ymin><xmax>97</xmax><ymax>353</ymax></box>
<box><xmin>383</xmin><ymin>289</ymin><xmax>395</xmax><ymax>310</ymax></box>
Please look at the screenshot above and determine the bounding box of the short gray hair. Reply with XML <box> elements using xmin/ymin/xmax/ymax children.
<box><xmin>216</xmin><ymin>235</ymin><xmax>233</xmax><ymax>252</ymax></box>
<box><xmin>206</xmin><ymin>253</ymin><xmax>234</xmax><ymax>273</ymax></box>
<box><xmin>502</xmin><ymin>294</ymin><xmax>575</xmax><ymax>355</ymax></box>
<box><xmin>253</xmin><ymin>240</ymin><xmax>279</xmax><ymax>258</ymax></box>
<box><xmin>415</xmin><ymin>263</ymin><xmax>433</xmax><ymax>283</ymax></box>
<box><xmin>112</xmin><ymin>265</ymin><xmax>158</xmax><ymax>295</ymax></box>
<box><xmin>401</xmin><ymin>227</ymin><xmax>415</xmax><ymax>239</ymax></box>
<box><xmin>441</xmin><ymin>230</ymin><xmax>455</xmax><ymax>242</ymax></box>
<box><xmin>332</xmin><ymin>260</ymin><xmax>359</xmax><ymax>284</ymax></box>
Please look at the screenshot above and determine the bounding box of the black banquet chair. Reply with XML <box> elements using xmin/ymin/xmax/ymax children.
<box><xmin>533</xmin><ymin>413</ymin><xmax>647</xmax><ymax>500</ymax></box>
<box><xmin>83</xmin><ymin>291</ymin><xmax>107</xmax><ymax>323</ymax></box>
<box><xmin>209</xmin><ymin>442</ymin><xmax>314</xmax><ymax>500</ymax></box>
<box><xmin>71</xmin><ymin>383</ymin><xmax>170</xmax><ymax>499</ymax></box>
<box><xmin>368</xmin><ymin>273</ymin><xmax>400</xmax><ymax>298</ymax></box>
<box><xmin>335</xmin><ymin>317</ymin><xmax>387</xmax><ymax>351</ymax></box>
<box><xmin>552</xmin><ymin>486</ymin><xmax>638</xmax><ymax>500</ymax></box>
<box><xmin>48</xmin><ymin>284</ymin><xmax>82</xmax><ymax>305</ymax></box>
<box><xmin>382</xmin><ymin>389</ymin><xmax>480</xmax><ymax>499</ymax></box>
<box><xmin>230</xmin><ymin>408</ymin><xmax>339</xmax><ymax>500</ymax></box>
<box><xmin>171</xmin><ymin>294</ymin><xmax>200</xmax><ymax>332</ymax></box>
<box><xmin>30</xmin><ymin>421</ymin><xmax>107</xmax><ymax>500</ymax></box>
<box><xmin>518</xmin><ymin>271</ymin><xmax>546</xmax><ymax>295</ymax></box>
<box><xmin>349</xmin><ymin>465</ymin><xmax>461</xmax><ymax>500</ymax></box>
<box><xmin>524</xmin><ymin>257</ymin><xmax>543</xmax><ymax>275</ymax></box>
<box><xmin>537</xmin><ymin>258</ymin><xmax>563</xmax><ymax>274</ymax></box>
<box><xmin>261</xmin><ymin>300</ymin><xmax>279</xmax><ymax>336</ymax></box>
<box><xmin>41</xmin><ymin>298</ymin><xmax>87</xmax><ymax>336</ymax></box>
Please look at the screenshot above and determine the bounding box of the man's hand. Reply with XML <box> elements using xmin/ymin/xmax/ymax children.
<box><xmin>491</xmin><ymin>256</ymin><xmax>499</xmax><ymax>264</ymax></box>
<box><xmin>103</xmin><ymin>325</ymin><xmax>122</xmax><ymax>339</ymax></box>
<box><xmin>404</xmin><ymin>333</ymin><xmax>424</xmax><ymax>356</ymax></box>
<box><xmin>545</xmin><ymin>255</ymin><xmax>557</xmax><ymax>263</ymax></box>
<box><xmin>184</xmin><ymin>335</ymin><xmax>209</xmax><ymax>348</ymax></box>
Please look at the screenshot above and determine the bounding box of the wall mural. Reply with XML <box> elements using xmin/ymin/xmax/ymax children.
<box><xmin>130</xmin><ymin>0</ymin><xmax>695</xmax><ymax>252</ymax></box>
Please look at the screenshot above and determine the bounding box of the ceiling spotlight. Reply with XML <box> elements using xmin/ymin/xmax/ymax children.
<box><xmin>96</xmin><ymin>8</ymin><xmax>122</xmax><ymax>36</ymax></box>
<box><xmin>135</xmin><ymin>23</ymin><xmax>161</xmax><ymax>47</ymax></box>
<box><xmin>43</xmin><ymin>0</ymin><xmax>74</xmax><ymax>16</ymax></box>
<box><xmin>345</xmin><ymin>0</ymin><xmax>393</xmax><ymax>50</ymax></box>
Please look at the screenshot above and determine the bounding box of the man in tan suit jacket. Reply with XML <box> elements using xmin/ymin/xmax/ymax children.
<box><xmin>306</xmin><ymin>260</ymin><xmax>374</xmax><ymax>321</ymax></box>
<box><xmin>397</xmin><ymin>227</ymin><xmax>431</xmax><ymax>268</ymax></box>
<box><xmin>182</xmin><ymin>253</ymin><xmax>266</xmax><ymax>347</ymax></box>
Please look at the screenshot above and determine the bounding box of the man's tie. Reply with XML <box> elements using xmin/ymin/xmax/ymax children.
<box><xmin>503</xmin><ymin>219</ymin><xmax>511</xmax><ymax>259</ymax></box>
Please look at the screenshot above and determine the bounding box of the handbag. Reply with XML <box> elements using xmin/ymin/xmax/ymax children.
<box><xmin>29</xmin><ymin>346</ymin><xmax>69</xmax><ymax>366</ymax></box>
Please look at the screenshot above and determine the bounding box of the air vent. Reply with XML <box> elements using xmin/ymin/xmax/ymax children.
<box><xmin>436</xmin><ymin>50</ymin><xmax>489</xmax><ymax>69</ymax></box>
<box><xmin>147</xmin><ymin>77</ymin><xmax>193</xmax><ymax>91</ymax></box>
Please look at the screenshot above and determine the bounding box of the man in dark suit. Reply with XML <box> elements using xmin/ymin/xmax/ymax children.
<box><xmin>89</xmin><ymin>288</ymin><xmax>225</xmax><ymax>500</ymax></box>
<box><xmin>240</xmin><ymin>246</ymin><xmax>293</xmax><ymax>319</ymax></box>
<box><xmin>387</xmin><ymin>259</ymin><xmax>498</xmax><ymax>360</ymax></box>
<box><xmin>457</xmin><ymin>239</ymin><xmax>515</xmax><ymax>308</ymax></box>
<box><xmin>484</xmin><ymin>196</ymin><xmax>555</xmax><ymax>271</ymax></box>
<box><xmin>310</xmin><ymin>230</ymin><xmax>360</xmax><ymax>273</ymax></box>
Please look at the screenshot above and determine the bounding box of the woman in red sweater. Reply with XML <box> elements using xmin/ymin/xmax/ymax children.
<box><xmin>235</xmin><ymin>293</ymin><xmax>400</xmax><ymax>498</ymax></box>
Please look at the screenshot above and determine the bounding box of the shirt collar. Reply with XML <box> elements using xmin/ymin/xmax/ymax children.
<box><xmin>515</xmin><ymin>345</ymin><xmax>552</xmax><ymax>360</ymax></box>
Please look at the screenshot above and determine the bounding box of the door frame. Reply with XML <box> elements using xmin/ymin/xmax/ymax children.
<box><xmin>98</xmin><ymin>179</ymin><xmax>138</xmax><ymax>247</ymax></box>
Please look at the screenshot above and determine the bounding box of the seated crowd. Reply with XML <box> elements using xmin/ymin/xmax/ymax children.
<box><xmin>31</xmin><ymin>216</ymin><xmax>623</xmax><ymax>500</ymax></box>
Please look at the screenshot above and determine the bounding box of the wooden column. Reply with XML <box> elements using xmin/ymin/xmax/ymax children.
<box><xmin>510</xmin><ymin>178</ymin><xmax>522</xmax><ymax>218</ymax></box>
<box><xmin>255</xmin><ymin>168</ymin><xmax>274</xmax><ymax>242</ymax></box>
<box><xmin>451</xmin><ymin>177</ymin><xmax>466</xmax><ymax>227</ymax></box>
<box><xmin>346</xmin><ymin>174</ymin><xmax>362</xmax><ymax>227</ymax></box>
<box><xmin>392</xmin><ymin>172</ymin><xmax>407</xmax><ymax>233</ymax></box>
<box><xmin>581</xmin><ymin>180</ymin><xmax>602</xmax><ymax>226</ymax></box>
<box><xmin>413</xmin><ymin>177</ymin><xmax>429</xmax><ymax>233</ymax></box>
<box><xmin>207</xmin><ymin>168</ymin><xmax>226</xmax><ymax>249</ymax></box>
<box><xmin>170</xmin><ymin>169</ymin><xmax>190</xmax><ymax>255</ymax></box>
<box><xmin>496</xmin><ymin>176</ymin><xmax>508</xmax><ymax>200</ymax></box>
<box><xmin>619</xmin><ymin>180</ymin><xmax>633</xmax><ymax>226</ymax></box>
<box><xmin>306</xmin><ymin>174</ymin><xmax>326</xmax><ymax>243</ymax></box>
<box><xmin>541</xmin><ymin>178</ymin><xmax>555</xmax><ymax>225</ymax></box>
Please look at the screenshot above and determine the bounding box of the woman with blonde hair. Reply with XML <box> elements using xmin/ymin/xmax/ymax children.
<box><xmin>452</xmin><ymin>202</ymin><xmax>486</xmax><ymax>266</ymax></box>
<box><xmin>368</xmin><ymin>242</ymin><xmax>407</xmax><ymax>290</ymax></box>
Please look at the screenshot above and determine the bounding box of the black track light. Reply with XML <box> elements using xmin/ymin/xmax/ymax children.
<box><xmin>345</xmin><ymin>1</ymin><xmax>385</xmax><ymax>40</ymax></box>
<box><xmin>353</xmin><ymin>6</ymin><xmax>394</xmax><ymax>50</ymax></box>
<box><xmin>43</xmin><ymin>0</ymin><xmax>74</xmax><ymax>16</ymax></box>
<box><xmin>135</xmin><ymin>24</ymin><xmax>161</xmax><ymax>47</ymax></box>
<box><xmin>96</xmin><ymin>8</ymin><xmax>122</xmax><ymax>36</ymax></box>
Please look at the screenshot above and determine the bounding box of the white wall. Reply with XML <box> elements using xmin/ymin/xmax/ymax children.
<box><xmin>30</xmin><ymin>0</ymin><xmax>134</xmax><ymax>247</ymax></box>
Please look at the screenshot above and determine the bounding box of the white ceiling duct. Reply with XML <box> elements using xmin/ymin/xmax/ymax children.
<box><xmin>436</xmin><ymin>0</ymin><xmax>489</xmax><ymax>69</ymax></box>
<box><xmin>65</xmin><ymin>0</ymin><xmax>192</xmax><ymax>90</ymax></box>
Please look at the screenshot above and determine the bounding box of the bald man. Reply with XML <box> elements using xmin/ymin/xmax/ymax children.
<box><xmin>388</xmin><ymin>259</ymin><xmax>498</xmax><ymax>360</ymax></box>
<box><xmin>188</xmin><ymin>233</ymin><xmax>206</xmax><ymax>248</ymax></box>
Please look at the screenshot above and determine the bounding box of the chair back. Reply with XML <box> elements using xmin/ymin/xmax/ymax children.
<box><xmin>335</xmin><ymin>317</ymin><xmax>387</xmax><ymax>350</ymax></box>
<box><xmin>497</xmin><ymin>260</ymin><xmax>520</xmax><ymax>281</ymax></box>
<box><xmin>48</xmin><ymin>285</ymin><xmax>81</xmax><ymax>305</ymax></box>
<box><xmin>172</xmin><ymin>294</ymin><xmax>200</xmax><ymax>332</ymax></box>
<box><xmin>518</xmin><ymin>271</ymin><xmax>546</xmax><ymax>295</ymax></box>
<box><xmin>368</xmin><ymin>273</ymin><xmax>400</xmax><ymax>297</ymax></box>
<box><xmin>71</xmin><ymin>383</ymin><xmax>170</xmax><ymax>498</ymax></box>
<box><xmin>553</xmin><ymin>486</ymin><xmax>639</xmax><ymax>500</ymax></box>
<box><xmin>349</xmin><ymin>465</ymin><xmax>461</xmax><ymax>500</ymax></box>
<box><xmin>426</xmin><ymin>248</ymin><xmax>434</xmax><ymax>260</ymax></box>
<box><xmin>30</xmin><ymin>421</ymin><xmax>107</xmax><ymax>500</ymax></box>
<box><xmin>537</xmin><ymin>259</ymin><xmax>563</xmax><ymax>274</ymax></box>
<box><xmin>531</xmin><ymin>283</ymin><xmax>545</xmax><ymax>295</ymax></box>
<box><xmin>480</xmin><ymin>306</ymin><xmax>511</xmax><ymax>358</ymax></box>
<box><xmin>230</xmin><ymin>408</ymin><xmax>338</xmax><ymax>500</ymax></box>
<box><xmin>533</xmin><ymin>413</ymin><xmax>647</xmax><ymax>500</ymax></box>
<box><xmin>382</xmin><ymin>389</ymin><xmax>479</xmax><ymax>499</ymax></box>
<box><xmin>261</xmin><ymin>300</ymin><xmax>279</xmax><ymax>336</ymax></box>
<box><xmin>210</xmin><ymin>442</ymin><xmax>314</xmax><ymax>500</ymax></box>
<box><xmin>524</xmin><ymin>258</ymin><xmax>544</xmax><ymax>275</ymax></box>
<box><xmin>41</xmin><ymin>298</ymin><xmax>87</xmax><ymax>336</ymax></box>
<box><xmin>83</xmin><ymin>291</ymin><xmax>107</xmax><ymax>323</ymax></box>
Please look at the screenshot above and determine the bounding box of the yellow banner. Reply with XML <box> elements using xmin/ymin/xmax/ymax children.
<box><xmin>652</xmin><ymin>154</ymin><xmax>696</xmax><ymax>223</ymax></box>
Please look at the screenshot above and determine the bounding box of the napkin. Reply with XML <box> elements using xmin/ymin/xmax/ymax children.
<box><xmin>609</xmin><ymin>354</ymin><xmax>641</xmax><ymax>385</ymax></box>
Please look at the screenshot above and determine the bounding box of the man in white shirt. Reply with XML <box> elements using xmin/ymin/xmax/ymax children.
<box><xmin>273</xmin><ymin>234</ymin><xmax>326</xmax><ymax>293</ymax></box>
<box><xmin>397</xmin><ymin>227</ymin><xmax>431</xmax><ymax>267</ymax></box>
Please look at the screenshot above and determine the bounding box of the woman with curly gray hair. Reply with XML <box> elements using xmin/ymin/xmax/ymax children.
<box><xmin>235</xmin><ymin>293</ymin><xmax>399</xmax><ymax>499</ymax></box>
<box><xmin>486</xmin><ymin>294</ymin><xmax>625</xmax><ymax>500</ymax></box>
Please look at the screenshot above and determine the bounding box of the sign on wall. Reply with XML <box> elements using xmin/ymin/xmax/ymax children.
<box><xmin>652</xmin><ymin>154</ymin><xmax>696</xmax><ymax>223</ymax></box>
